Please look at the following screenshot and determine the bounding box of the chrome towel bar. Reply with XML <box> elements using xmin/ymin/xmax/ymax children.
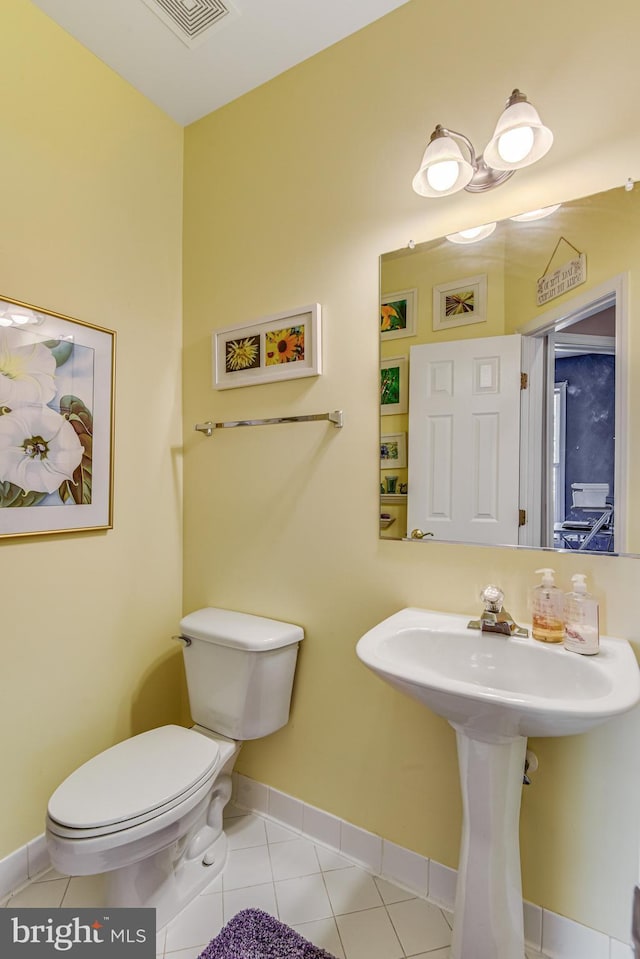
<box><xmin>194</xmin><ymin>410</ymin><xmax>344</xmax><ymax>436</ymax></box>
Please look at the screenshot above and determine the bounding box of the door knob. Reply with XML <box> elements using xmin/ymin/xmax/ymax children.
<box><xmin>411</xmin><ymin>529</ymin><xmax>434</xmax><ymax>539</ymax></box>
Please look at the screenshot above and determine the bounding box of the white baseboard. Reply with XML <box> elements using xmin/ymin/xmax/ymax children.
<box><xmin>1</xmin><ymin>782</ymin><xmax>633</xmax><ymax>959</ymax></box>
<box><xmin>0</xmin><ymin>834</ymin><xmax>49</xmax><ymax>901</ymax></box>
<box><xmin>232</xmin><ymin>773</ymin><xmax>633</xmax><ymax>959</ymax></box>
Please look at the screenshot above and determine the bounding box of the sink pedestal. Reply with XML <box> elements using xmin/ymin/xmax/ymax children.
<box><xmin>450</xmin><ymin>727</ymin><xmax>527</xmax><ymax>959</ymax></box>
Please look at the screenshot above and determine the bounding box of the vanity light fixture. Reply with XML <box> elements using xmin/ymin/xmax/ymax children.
<box><xmin>446</xmin><ymin>222</ymin><xmax>497</xmax><ymax>244</ymax></box>
<box><xmin>412</xmin><ymin>89</ymin><xmax>553</xmax><ymax>198</ymax></box>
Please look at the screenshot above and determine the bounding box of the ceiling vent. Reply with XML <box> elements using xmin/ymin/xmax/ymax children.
<box><xmin>140</xmin><ymin>0</ymin><xmax>237</xmax><ymax>48</ymax></box>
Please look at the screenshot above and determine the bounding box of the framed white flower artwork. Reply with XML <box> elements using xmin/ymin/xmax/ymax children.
<box><xmin>0</xmin><ymin>294</ymin><xmax>115</xmax><ymax>539</ymax></box>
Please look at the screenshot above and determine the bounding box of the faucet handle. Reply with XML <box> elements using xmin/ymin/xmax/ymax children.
<box><xmin>480</xmin><ymin>584</ymin><xmax>504</xmax><ymax>612</ymax></box>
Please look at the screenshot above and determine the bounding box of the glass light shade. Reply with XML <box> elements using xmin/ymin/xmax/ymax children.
<box><xmin>446</xmin><ymin>222</ymin><xmax>497</xmax><ymax>244</ymax></box>
<box><xmin>412</xmin><ymin>134</ymin><xmax>474</xmax><ymax>197</ymax></box>
<box><xmin>426</xmin><ymin>159</ymin><xmax>459</xmax><ymax>193</ymax></box>
<box><xmin>483</xmin><ymin>99</ymin><xmax>553</xmax><ymax>172</ymax></box>
<box><xmin>497</xmin><ymin>125</ymin><xmax>534</xmax><ymax>164</ymax></box>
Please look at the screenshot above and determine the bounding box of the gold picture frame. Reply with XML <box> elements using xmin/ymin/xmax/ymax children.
<box><xmin>0</xmin><ymin>294</ymin><xmax>115</xmax><ymax>539</ymax></box>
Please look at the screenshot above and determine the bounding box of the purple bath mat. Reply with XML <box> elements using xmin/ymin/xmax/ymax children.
<box><xmin>198</xmin><ymin>909</ymin><xmax>338</xmax><ymax>959</ymax></box>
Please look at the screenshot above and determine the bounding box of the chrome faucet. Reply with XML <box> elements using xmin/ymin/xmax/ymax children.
<box><xmin>467</xmin><ymin>585</ymin><xmax>529</xmax><ymax>638</ymax></box>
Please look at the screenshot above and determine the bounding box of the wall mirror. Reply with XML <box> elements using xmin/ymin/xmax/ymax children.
<box><xmin>379</xmin><ymin>184</ymin><xmax>640</xmax><ymax>556</ymax></box>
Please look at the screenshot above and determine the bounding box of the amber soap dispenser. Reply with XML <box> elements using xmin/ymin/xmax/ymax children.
<box><xmin>531</xmin><ymin>567</ymin><xmax>564</xmax><ymax>643</ymax></box>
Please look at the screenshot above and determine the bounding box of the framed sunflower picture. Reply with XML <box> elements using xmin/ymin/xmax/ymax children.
<box><xmin>380</xmin><ymin>289</ymin><xmax>417</xmax><ymax>340</ymax></box>
<box><xmin>0</xmin><ymin>294</ymin><xmax>115</xmax><ymax>540</ymax></box>
<box><xmin>212</xmin><ymin>304</ymin><xmax>322</xmax><ymax>389</ymax></box>
<box><xmin>432</xmin><ymin>274</ymin><xmax>487</xmax><ymax>332</ymax></box>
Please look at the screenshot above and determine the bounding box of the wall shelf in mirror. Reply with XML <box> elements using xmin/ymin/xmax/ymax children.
<box><xmin>379</xmin><ymin>183</ymin><xmax>638</xmax><ymax>556</ymax></box>
<box><xmin>381</xmin><ymin>494</ymin><xmax>408</xmax><ymax>505</ymax></box>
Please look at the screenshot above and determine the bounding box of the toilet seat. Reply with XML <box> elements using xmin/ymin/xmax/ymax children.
<box><xmin>47</xmin><ymin>725</ymin><xmax>220</xmax><ymax>838</ymax></box>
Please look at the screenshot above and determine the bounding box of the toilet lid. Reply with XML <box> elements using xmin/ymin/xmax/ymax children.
<box><xmin>48</xmin><ymin>725</ymin><xmax>220</xmax><ymax>829</ymax></box>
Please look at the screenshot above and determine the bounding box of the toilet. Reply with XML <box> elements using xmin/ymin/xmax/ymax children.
<box><xmin>45</xmin><ymin>607</ymin><xmax>303</xmax><ymax>927</ymax></box>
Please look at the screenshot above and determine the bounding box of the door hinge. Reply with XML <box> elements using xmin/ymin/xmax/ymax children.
<box><xmin>519</xmin><ymin>508</ymin><xmax>527</xmax><ymax>526</ymax></box>
<box><xmin>520</xmin><ymin>372</ymin><xmax>528</xmax><ymax>390</ymax></box>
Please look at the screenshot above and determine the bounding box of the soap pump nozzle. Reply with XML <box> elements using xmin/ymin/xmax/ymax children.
<box><xmin>571</xmin><ymin>573</ymin><xmax>588</xmax><ymax>594</ymax></box>
<box><xmin>536</xmin><ymin>567</ymin><xmax>556</xmax><ymax>588</ymax></box>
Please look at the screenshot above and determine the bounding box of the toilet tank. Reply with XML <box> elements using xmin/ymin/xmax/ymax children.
<box><xmin>179</xmin><ymin>608</ymin><xmax>303</xmax><ymax>740</ymax></box>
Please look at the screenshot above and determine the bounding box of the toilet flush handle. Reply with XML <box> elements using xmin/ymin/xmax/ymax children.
<box><xmin>172</xmin><ymin>635</ymin><xmax>192</xmax><ymax>647</ymax></box>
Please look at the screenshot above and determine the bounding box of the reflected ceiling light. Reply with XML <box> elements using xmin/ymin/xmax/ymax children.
<box><xmin>509</xmin><ymin>203</ymin><xmax>561</xmax><ymax>222</ymax></box>
<box><xmin>412</xmin><ymin>89</ymin><xmax>553</xmax><ymax>198</ymax></box>
<box><xmin>0</xmin><ymin>307</ymin><xmax>42</xmax><ymax>326</ymax></box>
<box><xmin>446</xmin><ymin>222</ymin><xmax>497</xmax><ymax>244</ymax></box>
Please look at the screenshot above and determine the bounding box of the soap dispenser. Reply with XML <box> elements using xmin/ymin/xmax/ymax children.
<box><xmin>531</xmin><ymin>568</ymin><xmax>564</xmax><ymax>643</ymax></box>
<box><xmin>564</xmin><ymin>573</ymin><xmax>600</xmax><ymax>655</ymax></box>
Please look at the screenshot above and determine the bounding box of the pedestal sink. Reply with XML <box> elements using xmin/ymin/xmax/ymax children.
<box><xmin>356</xmin><ymin>608</ymin><xmax>640</xmax><ymax>959</ymax></box>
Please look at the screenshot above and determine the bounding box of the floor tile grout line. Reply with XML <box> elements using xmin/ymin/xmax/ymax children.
<box><xmin>261</xmin><ymin>827</ymin><xmax>280</xmax><ymax>926</ymax></box>
<box><xmin>382</xmin><ymin>899</ymin><xmax>410</xmax><ymax>958</ymax></box>
<box><xmin>316</xmin><ymin>855</ymin><xmax>349</xmax><ymax>959</ymax></box>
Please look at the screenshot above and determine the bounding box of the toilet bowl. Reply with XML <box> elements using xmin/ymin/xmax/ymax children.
<box><xmin>45</xmin><ymin>608</ymin><xmax>303</xmax><ymax>927</ymax></box>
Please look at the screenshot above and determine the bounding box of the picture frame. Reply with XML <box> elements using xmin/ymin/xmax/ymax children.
<box><xmin>380</xmin><ymin>356</ymin><xmax>408</xmax><ymax>415</ymax></box>
<box><xmin>213</xmin><ymin>304</ymin><xmax>322</xmax><ymax>389</ymax></box>
<box><xmin>432</xmin><ymin>274</ymin><xmax>487</xmax><ymax>331</ymax></box>
<box><xmin>381</xmin><ymin>432</ymin><xmax>407</xmax><ymax>468</ymax></box>
<box><xmin>380</xmin><ymin>288</ymin><xmax>417</xmax><ymax>340</ymax></box>
<box><xmin>0</xmin><ymin>294</ymin><xmax>115</xmax><ymax>540</ymax></box>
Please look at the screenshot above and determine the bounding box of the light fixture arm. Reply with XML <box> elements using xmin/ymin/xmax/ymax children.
<box><xmin>430</xmin><ymin>124</ymin><xmax>478</xmax><ymax>167</ymax></box>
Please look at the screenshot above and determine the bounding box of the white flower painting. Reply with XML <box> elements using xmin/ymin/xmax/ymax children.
<box><xmin>0</xmin><ymin>406</ymin><xmax>84</xmax><ymax>495</ymax></box>
<box><xmin>0</xmin><ymin>326</ymin><xmax>93</xmax><ymax>509</ymax></box>
<box><xmin>0</xmin><ymin>297</ymin><xmax>114</xmax><ymax>538</ymax></box>
<box><xmin>0</xmin><ymin>327</ymin><xmax>57</xmax><ymax>407</ymax></box>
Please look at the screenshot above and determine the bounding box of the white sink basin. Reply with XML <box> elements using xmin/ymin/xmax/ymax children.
<box><xmin>356</xmin><ymin>607</ymin><xmax>640</xmax><ymax>738</ymax></box>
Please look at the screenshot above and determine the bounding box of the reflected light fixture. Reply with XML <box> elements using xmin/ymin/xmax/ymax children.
<box><xmin>0</xmin><ymin>307</ymin><xmax>43</xmax><ymax>327</ymax></box>
<box><xmin>412</xmin><ymin>89</ymin><xmax>553</xmax><ymax>198</ymax></box>
<box><xmin>509</xmin><ymin>203</ymin><xmax>561</xmax><ymax>222</ymax></box>
<box><xmin>446</xmin><ymin>222</ymin><xmax>497</xmax><ymax>244</ymax></box>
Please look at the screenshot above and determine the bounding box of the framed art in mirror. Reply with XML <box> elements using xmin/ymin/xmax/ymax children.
<box><xmin>0</xmin><ymin>295</ymin><xmax>115</xmax><ymax>540</ymax></box>
<box><xmin>432</xmin><ymin>273</ymin><xmax>487</xmax><ymax>331</ymax></box>
<box><xmin>380</xmin><ymin>356</ymin><xmax>408</xmax><ymax>415</ymax></box>
<box><xmin>213</xmin><ymin>303</ymin><xmax>322</xmax><ymax>389</ymax></box>
<box><xmin>381</xmin><ymin>432</ymin><xmax>407</xmax><ymax>469</ymax></box>
<box><xmin>380</xmin><ymin>288</ymin><xmax>417</xmax><ymax>340</ymax></box>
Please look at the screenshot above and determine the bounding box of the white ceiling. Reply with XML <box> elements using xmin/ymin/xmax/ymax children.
<box><xmin>31</xmin><ymin>0</ymin><xmax>411</xmax><ymax>126</ymax></box>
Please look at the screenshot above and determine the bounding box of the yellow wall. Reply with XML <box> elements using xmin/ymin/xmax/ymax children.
<box><xmin>183</xmin><ymin>0</ymin><xmax>640</xmax><ymax>941</ymax></box>
<box><xmin>4</xmin><ymin>0</ymin><xmax>640</xmax><ymax>945</ymax></box>
<box><xmin>0</xmin><ymin>0</ymin><xmax>185</xmax><ymax>857</ymax></box>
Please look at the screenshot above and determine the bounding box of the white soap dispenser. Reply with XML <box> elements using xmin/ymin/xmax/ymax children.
<box><xmin>564</xmin><ymin>573</ymin><xmax>600</xmax><ymax>655</ymax></box>
<box><xmin>531</xmin><ymin>568</ymin><xmax>564</xmax><ymax>643</ymax></box>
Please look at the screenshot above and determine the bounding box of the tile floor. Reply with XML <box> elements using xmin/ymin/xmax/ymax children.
<box><xmin>2</xmin><ymin>806</ymin><xmax>547</xmax><ymax>959</ymax></box>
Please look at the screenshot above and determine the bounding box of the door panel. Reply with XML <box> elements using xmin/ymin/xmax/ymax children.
<box><xmin>408</xmin><ymin>335</ymin><xmax>521</xmax><ymax>544</ymax></box>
